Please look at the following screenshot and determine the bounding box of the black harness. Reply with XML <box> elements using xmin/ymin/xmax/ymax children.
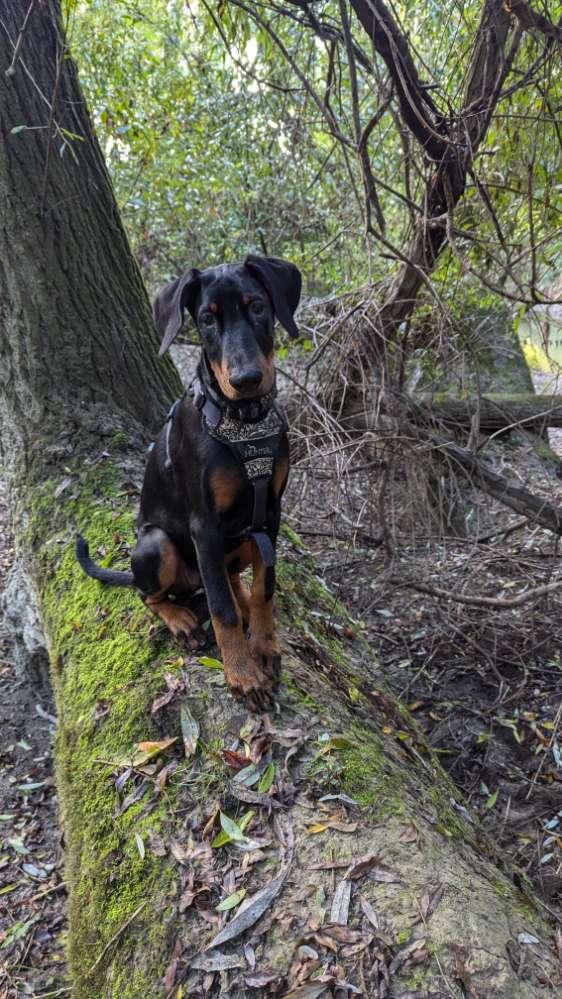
<box><xmin>164</xmin><ymin>356</ymin><xmax>287</xmax><ymax>567</ymax></box>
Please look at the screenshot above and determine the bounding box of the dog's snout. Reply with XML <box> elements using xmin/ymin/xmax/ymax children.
<box><xmin>229</xmin><ymin>367</ymin><xmax>263</xmax><ymax>391</ymax></box>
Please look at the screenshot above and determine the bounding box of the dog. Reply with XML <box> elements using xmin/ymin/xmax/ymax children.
<box><xmin>76</xmin><ymin>255</ymin><xmax>301</xmax><ymax>710</ymax></box>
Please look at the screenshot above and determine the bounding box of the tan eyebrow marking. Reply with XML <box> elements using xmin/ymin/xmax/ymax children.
<box><xmin>242</xmin><ymin>295</ymin><xmax>251</xmax><ymax>306</ymax></box>
<box><xmin>209</xmin><ymin>302</ymin><xmax>218</xmax><ymax>313</ymax></box>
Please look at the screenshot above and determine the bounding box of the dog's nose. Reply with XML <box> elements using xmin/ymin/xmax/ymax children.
<box><xmin>229</xmin><ymin>367</ymin><xmax>263</xmax><ymax>391</ymax></box>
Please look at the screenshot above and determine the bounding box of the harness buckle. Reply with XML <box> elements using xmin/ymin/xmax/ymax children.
<box><xmin>192</xmin><ymin>383</ymin><xmax>205</xmax><ymax>411</ymax></box>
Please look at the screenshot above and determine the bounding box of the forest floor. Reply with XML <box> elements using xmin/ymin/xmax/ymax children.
<box><xmin>1</xmin><ymin>362</ymin><xmax>561</xmax><ymax>995</ymax></box>
<box><xmin>285</xmin><ymin>367</ymin><xmax>562</xmax><ymax>918</ymax></box>
<box><xmin>0</xmin><ymin>477</ymin><xmax>68</xmax><ymax>998</ymax></box>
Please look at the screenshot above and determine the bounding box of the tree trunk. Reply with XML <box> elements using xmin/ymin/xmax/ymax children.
<box><xmin>0</xmin><ymin>0</ymin><xmax>182</xmax><ymax>479</ymax></box>
<box><xmin>0</xmin><ymin>3</ymin><xmax>559</xmax><ymax>998</ymax></box>
<box><xmin>341</xmin><ymin>0</ymin><xmax>517</xmax><ymax>400</ymax></box>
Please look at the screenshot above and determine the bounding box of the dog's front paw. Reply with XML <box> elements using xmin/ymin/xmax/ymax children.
<box><xmin>224</xmin><ymin>651</ymin><xmax>277</xmax><ymax>713</ymax></box>
<box><xmin>249</xmin><ymin>635</ymin><xmax>281</xmax><ymax>693</ymax></box>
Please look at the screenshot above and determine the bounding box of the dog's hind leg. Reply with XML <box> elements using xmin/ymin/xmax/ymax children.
<box><xmin>132</xmin><ymin>526</ymin><xmax>204</xmax><ymax>649</ymax></box>
<box><xmin>248</xmin><ymin>540</ymin><xmax>281</xmax><ymax>691</ymax></box>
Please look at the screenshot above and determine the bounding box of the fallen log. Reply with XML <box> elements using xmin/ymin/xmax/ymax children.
<box><xmin>412</xmin><ymin>393</ymin><xmax>562</xmax><ymax>433</ymax></box>
<box><xmin>40</xmin><ymin>467</ymin><xmax>560</xmax><ymax>997</ymax></box>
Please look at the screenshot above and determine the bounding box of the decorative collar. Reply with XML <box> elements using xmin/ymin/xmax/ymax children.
<box><xmin>191</xmin><ymin>353</ymin><xmax>277</xmax><ymax>426</ymax></box>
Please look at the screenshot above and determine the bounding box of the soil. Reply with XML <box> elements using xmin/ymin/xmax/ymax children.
<box><xmin>0</xmin><ymin>478</ymin><xmax>68</xmax><ymax>997</ymax></box>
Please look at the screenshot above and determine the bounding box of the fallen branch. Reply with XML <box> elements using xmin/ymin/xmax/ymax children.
<box><xmin>425</xmin><ymin>432</ymin><xmax>562</xmax><ymax>535</ymax></box>
<box><xmin>395</xmin><ymin>576</ymin><xmax>562</xmax><ymax>609</ymax></box>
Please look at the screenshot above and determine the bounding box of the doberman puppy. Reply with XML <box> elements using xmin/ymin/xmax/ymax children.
<box><xmin>77</xmin><ymin>255</ymin><xmax>301</xmax><ymax>710</ymax></box>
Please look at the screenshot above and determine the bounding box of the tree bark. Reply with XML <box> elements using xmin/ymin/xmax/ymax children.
<box><xmin>0</xmin><ymin>3</ymin><xmax>559</xmax><ymax>998</ymax></box>
<box><xmin>0</xmin><ymin>0</ymin><xmax>182</xmax><ymax>484</ymax></box>
<box><xmin>349</xmin><ymin>0</ymin><xmax>515</xmax><ymax>337</ymax></box>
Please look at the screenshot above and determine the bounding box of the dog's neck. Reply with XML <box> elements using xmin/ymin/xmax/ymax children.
<box><xmin>196</xmin><ymin>351</ymin><xmax>277</xmax><ymax>424</ymax></box>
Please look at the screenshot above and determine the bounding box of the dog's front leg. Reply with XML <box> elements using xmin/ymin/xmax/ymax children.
<box><xmin>191</xmin><ymin>520</ymin><xmax>274</xmax><ymax>710</ymax></box>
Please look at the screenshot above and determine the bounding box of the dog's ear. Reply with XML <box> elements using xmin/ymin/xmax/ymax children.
<box><xmin>153</xmin><ymin>268</ymin><xmax>201</xmax><ymax>356</ymax></box>
<box><xmin>244</xmin><ymin>255</ymin><xmax>302</xmax><ymax>339</ymax></box>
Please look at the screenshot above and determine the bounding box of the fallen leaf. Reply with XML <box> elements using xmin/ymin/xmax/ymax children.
<box><xmin>190</xmin><ymin>951</ymin><xmax>245</xmax><ymax>971</ymax></box>
<box><xmin>233</xmin><ymin>764</ymin><xmax>261</xmax><ymax>787</ymax></box>
<box><xmin>54</xmin><ymin>475</ymin><xmax>72</xmax><ymax>498</ymax></box>
<box><xmin>306</xmin><ymin>816</ymin><xmax>358</xmax><ymax>836</ymax></box>
<box><xmin>323</xmin><ymin>924</ymin><xmax>362</xmax><ymax>943</ymax></box>
<box><xmin>228</xmin><ymin>782</ymin><xmax>281</xmax><ymax>810</ymax></box>
<box><xmin>135</xmin><ymin>833</ymin><xmax>145</xmax><ymax>860</ymax></box>
<box><xmin>388</xmin><ymin>936</ymin><xmax>427</xmax><ymax>974</ymax></box>
<box><xmin>198</xmin><ymin>656</ymin><xmax>224</xmax><ymax>670</ymax></box>
<box><xmin>330</xmin><ymin>879</ymin><xmax>352</xmax><ymax>924</ymax></box>
<box><xmin>370</xmin><ymin>867</ymin><xmax>399</xmax><ymax>883</ymax></box>
<box><xmin>0</xmin><ymin>884</ymin><xmax>18</xmax><ymax>896</ymax></box>
<box><xmin>258</xmin><ymin>762</ymin><xmax>275</xmax><ymax>793</ymax></box>
<box><xmin>360</xmin><ymin>895</ymin><xmax>379</xmax><ymax>930</ymax></box>
<box><xmin>134</xmin><ymin>737</ymin><xmax>178</xmax><ymax>765</ymax></box>
<box><xmin>223</xmin><ymin>750</ymin><xmax>251</xmax><ymax>771</ymax></box>
<box><xmin>280</xmin><ymin>984</ymin><xmax>328</xmax><ymax>999</ymax></box>
<box><xmin>180</xmin><ymin>703</ymin><xmax>199</xmax><ymax>758</ymax></box>
<box><xmin>419</xmin><ymin>883</ymin><xmax>443</xmax><ymax>920</ymax></box>
<box><xmin>245</xmin><ymin>972</ymin><xmax>281</xmax><ymax>988</ymax></box>
<box><xmin>163</xmin><ymin>956</ymin><xmax>178</xmax><ymax>991</ymax></box>
<box><xmin>207</xmin><ymin>867</ymin><xmax>289</xmax><ymax>948</ymax></box>
<box><xmin>22</xmin><ymin>863</ymin><xmax>47</xmax><ymax>879</ymax></box>
<box><xmin>114</xmin><ymin>779</ymin><xmax>151</xmax><ymax>818</ymax></box>
<box><xmin>216</xmin><ymin>888</ymin><xmax>246</xmax><ymax>911</ymax></box>
<box><xmin>8</xmin><ymin>838</ymin><xmax>30</xmax><ymax>856</ymax></box>
<box><xmin>345</xmin><ymin>852</ymin><xmax>380</xmax><ymax>879</ymax></box>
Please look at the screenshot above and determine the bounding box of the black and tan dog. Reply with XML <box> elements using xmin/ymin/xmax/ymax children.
<box><xmin>77</xmin><ymin>255</ymin><xmax>301</xmax><ymax>710</ymax></box>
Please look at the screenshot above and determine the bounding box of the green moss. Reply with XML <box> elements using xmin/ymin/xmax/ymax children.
<box><xmin>491</xmin><ymin>876</ymin><xmax>541</xmax><ymax>927</ymax></box>
<box><xmin>108</xmin><ymin>430</ymin><xmax>129</xmax><ymax>450</ymax></box>
<box><xmin>30</xmin><ymin>459</ymin><xmax>181</xmax><ymax>997</ymax></box>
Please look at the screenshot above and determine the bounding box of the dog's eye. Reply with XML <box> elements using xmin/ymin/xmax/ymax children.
<box><xmin>250</xmin><ymin>300</ymin><xmax>265</xmax><ymax>316</ymax></box>
<box><xmin>199</xmin><ymin>311</ymin><xmax>216</xmax><ymax>327</ymax></box>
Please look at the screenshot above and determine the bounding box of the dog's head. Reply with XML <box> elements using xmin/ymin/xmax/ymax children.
<box><xmin>153</xmin><ymin>256</ymin><xmax>302</xmax><ymax>400</ymax></box>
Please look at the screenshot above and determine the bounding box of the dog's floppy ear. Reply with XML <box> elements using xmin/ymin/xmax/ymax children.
<box><xmin>153</xmin><ymin>268</ymin><xmax>201</xmax><ymax>356</ymax></box>
<box><xmin>244</xmin><ymin>255</ymin><xmax>302</xmax><ymax>339</ymax></box>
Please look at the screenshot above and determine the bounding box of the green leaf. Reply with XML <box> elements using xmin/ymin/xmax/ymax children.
<box><xmin>212</xmin><ymin>810</ymin><xmax>254</xmax><ymax>848</ymax></box>
<box><xmin>239</xmin><ymin>810</ymin><xmax>255</xmax><ymax>832</ymax></box>
<box><xmin>134</xmin><ymin>832</ymin><xmax>145</xmax><ymax>860</ymax></box>
<box><xmin>10</xmin><ymin>125</ymin><xmax>29</xmax><ymax>135</ymax></box>
<box><xmin>216</xmin><ymin>888</ymin><xmax>246</xmax><ymax>911</ymax></box>
<box><xmin>1</xmin><ymin>917</ymin><xmax>37</xmax><ymax>948</ymax></box>
<box><xmin>258</xmin><ymin>762</ymin><xmax>275</xmax><ymax>793</ymax></box>
<box><xmin>485</xmin><ymin>788</ymin><xmax>499</xmax><ymax>810</ymax></box>
<box><xmin>8</xmin><ymin>838</ymin><xmax>30</xmax><ymax>856</ymax></box>
<box><xmin>211</xmin><ymin>829</ymin><xmax>231</xmax><ymax>848</ymax></box>
<box><xmin>233</xmin><ymin>764</ymin><xmax>261</xmax><ymax>786</ymax></box>
<box><xmin>198</xmin><ymin>656</ymin><xmax>224</xmax><ymax>670</ymax></box>
<box><xmin>219</xmin><ymin>812</ymin><xmax>245</xmax><ymax>842</ymax></box>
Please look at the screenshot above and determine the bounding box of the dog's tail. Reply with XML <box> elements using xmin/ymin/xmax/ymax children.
<box><xmin>76</xmin><ymin>535</ymin><xmax>135</xmax><ymax>587</ymax></box>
